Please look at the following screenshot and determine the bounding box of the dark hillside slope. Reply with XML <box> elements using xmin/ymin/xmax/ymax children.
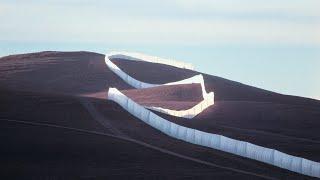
<box><xmin>0</xmin><ymin>51</ymin><xmax>319</xmax><ymax>179</ymax></box>
<box><xmin>0</xmin><ymin>88</ymin><xmax>285</xmax><ymax>180</ymax></box>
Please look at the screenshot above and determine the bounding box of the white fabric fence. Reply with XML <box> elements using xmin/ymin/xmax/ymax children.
<box><xmin>105</xmin><ymin>53</ymin><xmax>214</xmax><ymax>118</ymax></box>
<box><xmin>146</xmin><ymin>92</ymin><xmax>214</xmax><ymax>119</ymax></box>
<box><xmin>108</xmin><ymin>51</ymin><xmax>194</xmax><ymax>70</ymax></box>
<box><xmin>108</xmin><ymin>88</ymin><xmax>320</xmax><ymax>178</ymax></box>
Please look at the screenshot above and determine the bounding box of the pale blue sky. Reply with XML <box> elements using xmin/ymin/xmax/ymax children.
<box><xmin>0</xmin><ymin>0</ymin><xmax>319</xmax><ymax>99</ymax></box>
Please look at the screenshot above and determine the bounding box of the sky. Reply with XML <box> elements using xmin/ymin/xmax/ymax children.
<box><xmin>0</xmin><ymin>0</ymin><xmax>319</xmax><ymax>100</ymax></box>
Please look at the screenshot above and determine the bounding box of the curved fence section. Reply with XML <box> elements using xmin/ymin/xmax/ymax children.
<box><xmin>105</xmin><ymin>53</ymin><xmax>214</xmax><ymax>118</ymax></box>
<box><xmin>146</xmin><ymin>92</ymin><xmax>214</xmax><ymax>119</ymax></box>
<box><xmin>108</xmin><ymin>51</ymin><xmax>194</xmax><ymax>70</ymax></box>
<box><xmin>108</xmin><ymin>87</ymin><xmax>320</xmax><ymax>178</ymax></box>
